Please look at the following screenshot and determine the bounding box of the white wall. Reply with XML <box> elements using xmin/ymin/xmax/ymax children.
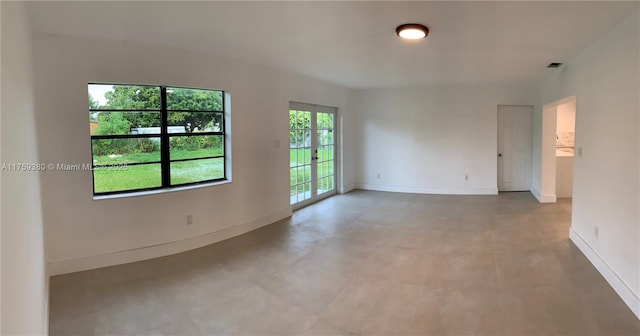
<box><xmin>535</xmin><ymin>103</ymin><xmax>560</xmax><ymax>202</ymax></box>
<box><xmin>555</xmin><ymin>156</ymin><xmax>574</xmax><ymax>198</ymax></box>
<box><xmin>0</xmin><ymin>2</ymin><xmax>49</xmax><ymax>334</ymax></box>
<box><xmin>353</xmin><ymin>84</ymin><xmax>536</xmax><ymax>194</ymax></box>
<box><xmin>537</xmin><ymin>11</ymin><xmax>640</xmax><ymax>317</ymax></box>
<box><xmin>340</xmin><ymin>102</ymin><xmax>357</xmax><ymax>193</ymax></box>
<box><xmin>32</xmin><ymin>34</ymin><xmax>355</xmax><ymax>274</ymax></box>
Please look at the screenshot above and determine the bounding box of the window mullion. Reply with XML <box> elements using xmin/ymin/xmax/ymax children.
<box><xmin>222</xmin><ymin>92</ymin><xmax>227</xmax><ymax>180</ymax></box>
<box><xmin>160</xmin><ymin>86</ymin><xmax>170</xmax><ymax>187</ymax></box>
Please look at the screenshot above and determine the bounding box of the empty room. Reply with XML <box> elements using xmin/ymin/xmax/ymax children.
<box><xmin>2</xmin><ymin>1</ymin><xmax>639</xmax><ymax>335</ymax></box>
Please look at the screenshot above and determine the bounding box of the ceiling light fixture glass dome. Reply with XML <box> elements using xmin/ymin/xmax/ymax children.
<box><xmin>396</xmin><ymin>23</ymin><xmax>429</xmax><ymax>40</ymax></box>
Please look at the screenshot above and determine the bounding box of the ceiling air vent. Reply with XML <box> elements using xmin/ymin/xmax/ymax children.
<box><xmin>547</xmin><ymin>62</ymin><xmax>563</xmax><ymax>68</ymax></box>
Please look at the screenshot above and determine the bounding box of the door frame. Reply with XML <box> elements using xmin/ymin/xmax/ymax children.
<box><xmin>289</xmin><ymin>101</ymin><xmax>339</xmax><ymax>210</ymax></box>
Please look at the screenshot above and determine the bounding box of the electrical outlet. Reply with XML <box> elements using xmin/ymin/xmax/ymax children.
<box><xmin>594</xmin><ymin>225</ymin><xmax>599</xmax><ymax>239</ymax></box>
<box><xmin>377</xmin><ymin>173</ymin><xmax>381</xmax><ymax>179</ymax></box>
<box><xmin>187</xmin><ymin>215</ymin><xmax>193</xmax><ymax>225</ymax></box>
<box><xmin>576</xmin><ymin>147</ymin><xmax>583</xmax><ymax>158</ymax></box>
<box><xmin>465</xmin><ymin>174</ymin><xmax>469</xmax><ymax>181</ymax></box>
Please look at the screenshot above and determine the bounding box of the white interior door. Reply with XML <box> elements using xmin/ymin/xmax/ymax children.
<box><xmin>289</xmin><ymin>102</ymin><xmax>337</xmax><ymax>208</ymax></box>
<box><xmin>498</xmin><ymin>105</ymin><xmax>533</xmax><ymax>191</ymax></box>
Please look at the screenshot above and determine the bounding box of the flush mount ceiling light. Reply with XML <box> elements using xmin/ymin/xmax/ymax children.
<box><xmin>396</xmin><ymin>23</ymin><xmax>429</xmax><ymax>40</ymax></box>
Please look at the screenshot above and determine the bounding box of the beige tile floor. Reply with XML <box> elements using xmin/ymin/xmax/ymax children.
<box><xmin>49</xmin><ymin>191</ymin><xmax>640</xmax><ymax>335</ymax></box>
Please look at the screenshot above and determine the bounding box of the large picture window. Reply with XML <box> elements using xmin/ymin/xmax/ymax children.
<box><xmin>89</xmin><ymin>84</ymin><xmax>227</xmax><ymax>195</ymax></box>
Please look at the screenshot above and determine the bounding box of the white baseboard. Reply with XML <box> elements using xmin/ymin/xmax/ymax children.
<box><xmin>531</xmin><ymin>185</ymin><xmax>543</xmax><ymax>200</ymax></box>
<box><xmin>531</xmin><ymin>185</ymin><xmax>557</xmax><ymax>203</ymax></box>
<box><xmin>47</xmin><ymin>207</ymin><xmax>292</xmax><ymax>276</ymax></box>
<box><xmin>355</xmin><ymin>183</ymin><xmax>498</xmax><ymax>195</ymax></box>
<box><xmin>340</xmin><ymin>184</ymin><xmax>356</xmax><ymax>194</ymax></box>
<box><xmin>569</xmin><ymin>228</ymin><xmax>640</xmax><ymax>319</ymax></box>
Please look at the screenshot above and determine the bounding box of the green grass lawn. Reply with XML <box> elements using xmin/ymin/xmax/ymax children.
<box><xmin>94</xmin><ymin>164</ymin><xmax>162</xmax><ymax>192</ymax></box>
<box><xmin>170</xmin><ymin>158</ymin><xmax>224</xmax><ymax>185</ymax></box>
<box><xmin>289</xmin><ymin>147</ymin><xmax>335</xmax><ymax>198</ymax></box>
<box><xmin>93</xmin><ymin>149</ymin><xmax>224</xmax><ymax>193</ymax></box>
<box><xmin>93</xmin><ymin>147</ymin><xmax>334</xmax><ymax>195</ymax></box>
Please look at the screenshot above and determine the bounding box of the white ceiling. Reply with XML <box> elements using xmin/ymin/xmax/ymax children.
<box><xmin>26</xmin><ymin>1</ymin><xmax>639</xmax><ymax>89</ymax></box>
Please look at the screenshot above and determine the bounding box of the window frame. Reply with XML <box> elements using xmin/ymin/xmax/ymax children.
<box><xmin>89</xmin><ymin>83</ymin><xmax>228</xmax><ymax>196</ymax></box>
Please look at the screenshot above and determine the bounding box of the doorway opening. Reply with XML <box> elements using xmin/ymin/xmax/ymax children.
<box><xmin>555</xmin><ymin>99</ymin><xmax>576</xmax><ymax>199</ymax></box>
<box><xmin>539</xmin><ymin>96</ymin><xmax>577</xmax><ymax>203</ymax></box>
<box><xmin>289</xmin><ymin>102</ymin><xmax>337</xmax><ymax>209</ymax></box>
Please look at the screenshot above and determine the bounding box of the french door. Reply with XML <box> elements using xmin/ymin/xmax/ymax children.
<box><xmin>289</xmin><ymin>102</ymin><xmax>337</xmax><ymax>208</ymax></box>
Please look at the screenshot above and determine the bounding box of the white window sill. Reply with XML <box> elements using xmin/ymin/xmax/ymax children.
<box><xmin>93</xmin><ymin>179</ymin><xmax>231</xmax><ymax>201</ymax></box>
